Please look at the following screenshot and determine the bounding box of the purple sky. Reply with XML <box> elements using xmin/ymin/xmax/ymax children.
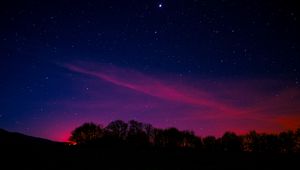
<box><xmin>1</xmin><ymin>0</ymin><xmax>299</xmax><ymax>142</ymax></box>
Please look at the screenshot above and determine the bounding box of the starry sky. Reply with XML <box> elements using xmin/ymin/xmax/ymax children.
<box><xmin>0</xmin><ymin>0</ymin><xmax>300</xmax><ymax>142</ymax></box>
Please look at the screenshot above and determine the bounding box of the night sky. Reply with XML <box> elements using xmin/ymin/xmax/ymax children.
<box><xmin>1</xmin><ymin>0</ymin><xmax>300</xmax><ymax>142</ymax></box>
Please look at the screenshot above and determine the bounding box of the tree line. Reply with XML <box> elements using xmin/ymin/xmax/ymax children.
<box><xmin>69</xmin><ymin>120</ymin><xmax>300</xmax><ymax>153</ymax></box>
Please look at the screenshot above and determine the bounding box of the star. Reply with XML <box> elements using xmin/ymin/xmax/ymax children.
<box><xmin>158</xmin><ymin>3</ymin><xmax>163</xmax><ymax>8</ymax></box>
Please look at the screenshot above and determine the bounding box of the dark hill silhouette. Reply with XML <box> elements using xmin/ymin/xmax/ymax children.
<box><xmin>0</xmin><ymin>128</ymin><xmax>59</xmax><ymax>146</ymax></box>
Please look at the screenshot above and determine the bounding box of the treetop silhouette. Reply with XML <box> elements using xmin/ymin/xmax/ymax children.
<box><xmin>69</xmin><ymin>120</ymin><xmax>300</xmax><ymax>153</ymax></box>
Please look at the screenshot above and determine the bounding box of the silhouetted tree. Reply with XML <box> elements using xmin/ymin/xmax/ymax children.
<box><xmin>153</xmin><ymin>128</ymin><xmax>165</xmax><ymax>147</ymax></box>
<box><xmin>243</xmin><ymin>131</ymin><xmax>260</xmax><ymax>152</ymax></box>
<box><xmin>221</xmin><ymin>132</ymin><xmax>242</xmax><ymax>152</ymax></box>
<box><xmin>144</xmin><ymin>123</ymin><xmax>155</xmax><ymax>144</ymax></box>
<box><xmin>261</xmin><ymin>134</ymin><xmax>280</xmax><ymax>152</ymax></box>
<box><xmin>181</xmin><ymin>130</ymin><xmax>202</xmax><ymax>149</ymax></box>
<box><xmin>163</xmin><ymin>127</ymin><xmax>183</xmax><ymax>148</ymax></box>
<box><xmin>203</xmin><ymin>136</ymin><xmax>218</xmax><ymax>152</ymax></box>
<box><xmin>243</xmin><ymin>131</ymin><xmax>289</xmax><ymax>153</ymax></box>
<box><xmin>279</xmin><ymin>130</ymin><xmax>295</xmax><ymax>153</ymax></box>
<box><xmin>128</xmin><ymin>120</ymin><xmax>144</xmax><ymax>134</ymax></box>
<box><xmin>105</xmin><ymin>120</ymin><xmax>128</xmax><ymax>140</ymax></box>
<box><xmin>127</xmin><ymin>120</ymin><xmax>148</xmax><ymax>146</ymax></box>
<box><xmin>295</xmin><ymin>128</ymin><xmax>300</xmax><ymax>152</ymax></box>
<box><xmin>69</xmin><ymin>122</ymin><xmax>103</xmax><ymax>145</ymax></box>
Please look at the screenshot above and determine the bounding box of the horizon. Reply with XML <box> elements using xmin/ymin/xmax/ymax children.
<box><xmin>1</xmin><ymin>119</ymin><xmax>299</xmax><ymax>143</ymax></box>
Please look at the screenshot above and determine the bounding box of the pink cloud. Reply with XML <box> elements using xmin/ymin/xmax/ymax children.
<box><xmin>64</xmin><ymin>63</ymin><xmax>242</xmax><ymax>115</ymax></box>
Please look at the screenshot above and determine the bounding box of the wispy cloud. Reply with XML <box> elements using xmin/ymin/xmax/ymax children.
<box><xmin>64</xmin><ymin>63</ymin><xmax>241</xmax><ymax>114</ymax></box>
<box><xmin>52</xmin><ymin>61</ymin><xmax>300</xmax><ymax>140</ymax></box>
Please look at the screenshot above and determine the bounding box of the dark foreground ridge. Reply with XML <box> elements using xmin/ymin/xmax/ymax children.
<box><xmin>1</xmin><ymin>120</ymin><xmax>300</xmax><ymax>170</ymax></box>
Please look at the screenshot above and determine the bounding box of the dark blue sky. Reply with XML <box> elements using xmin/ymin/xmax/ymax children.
<box><xmin>0</xmin><ymin>0</ymin><xmax>299</xmax><ymax>141</ymax></box>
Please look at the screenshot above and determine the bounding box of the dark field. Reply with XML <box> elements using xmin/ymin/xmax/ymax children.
<box><xmin>2</xmin><ymin>144</ymin><xmax>300</xmax><ymax>170</ymax></box>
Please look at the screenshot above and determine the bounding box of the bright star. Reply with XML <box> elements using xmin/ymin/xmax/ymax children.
<box><xmin>158</xmin><ymin>4</ymin><xmax>162</xmax><ymax>8</ymax></box>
